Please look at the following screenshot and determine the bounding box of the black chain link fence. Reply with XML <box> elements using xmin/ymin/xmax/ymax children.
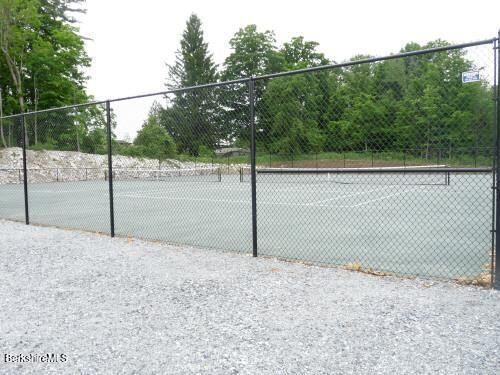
<box><xmin>0</xmin><ymin>38</ymin><xmax>498</xmax><ymax>287</ymax></box>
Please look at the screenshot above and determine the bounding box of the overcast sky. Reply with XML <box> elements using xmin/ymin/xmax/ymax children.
<box><xmin>78</xmin><ymin>0</ymin><xmax>500</xmax><ymax>139</ymax></box>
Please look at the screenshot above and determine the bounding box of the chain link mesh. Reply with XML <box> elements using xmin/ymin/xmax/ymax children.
<box><xmin>0</xmin><ymin>116</ymin><xmax>25</xmax><ymax>222</ymax></box>
<box><xmin>253</xmin><ymin>43</ymin><xmax>496</xmax><ymax>282</ymax></box>
<box><xmin>0</xmin><ymin>40</ymin><xmax>497</xmax><ymax>285</ymax></box>
<box><xmin>22</xmin><ymin>104</ymin><xmax>111</xmax><ymax>234</ymax></box>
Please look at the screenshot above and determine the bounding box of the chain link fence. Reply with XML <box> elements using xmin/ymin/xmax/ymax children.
<box><xmin>0</xmin><ymin>38</ymin><xmax>498</xmax><ymax>287</ymax></box>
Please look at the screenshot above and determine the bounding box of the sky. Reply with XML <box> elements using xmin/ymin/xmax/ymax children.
<box><xmin>78</xmin><ymin>0</ymin><xmax>500</xmax><ymax>140</ymax></box>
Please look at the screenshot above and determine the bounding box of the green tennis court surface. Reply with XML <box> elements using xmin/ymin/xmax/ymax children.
<box><xmin>0</xmin><ymin>171</ymin><xmax>493</xmax><ymax>280</ymax></box>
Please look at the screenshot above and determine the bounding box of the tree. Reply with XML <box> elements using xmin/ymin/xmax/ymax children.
<box><xmin>261</xmin><ymin>74</ymin><xmax>326</xmax><ymax>154</ymax></box>
<box><xmin>220</xmin><ymin>25</ymin><xmax>283</xmax><ymax>145</ymax></box>
<box><xmin>164</xmin><ymin>14</ymin><xmax>218</xmax><ymax>155</ymax></box>
<box><xmin>0</xmin><ymin>0</ymin><xmax>92</xmax><ymax>148</ymax></box>
<box><xmin>134</xmin><ymin>102</ymin><xmax>176</xmax><ymax>162</ymax></box>
<box><xmin>258</xmin><ymin>37</ymin><xmax>330</xmax><ymax>153</ymax></box>
<box><xmin>166</xmin><ymin>13</ymin><xmax>217</xmax><ymax>89</ymax></box>
<box><xmin>0</xmin><ymin>0</ymin><xmax>39</xmax><ymax>114</ymax></box>
<box><xmin>223</xmin><ymin>25</ymin><xmax>281</xmax><ymax>80</ymax></box>
<box><xmin>280</xmin><ymin>36</ymin><xmax>329</xmax><ymax>69</ymax></box>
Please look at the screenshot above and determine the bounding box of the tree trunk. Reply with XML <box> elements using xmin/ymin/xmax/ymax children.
<box><xmin>19</xmin><ymin>95</ymin><xmax>28</xmax><ymax>147</ymax></box>
<box><xmin>2</xmin><ymin>47</ymin><xmax>27</xmax><ymax>145</ymax></box>
<box><xmin>34</xmin><ymin>77</ymin><xmax>37</xmax><ymax>144</ymax></box>
<box><xmin>426</xmin><ymin>124</ymin><xmax>430</xmax><ymax>160</ymax></box>
<box><xmin>0</xmin><ymin>87</ymin><xmax>6</xmax><ymax>148</ymax></box>
<box><xmin>76</xmin><ymin>129</ymin><xmax>80</xmax><ymax>152</ymax></box>
<box><xmin>34</xmin><ymin>114</ymin><xmax>37</xmax><ymax>144</ymax></box>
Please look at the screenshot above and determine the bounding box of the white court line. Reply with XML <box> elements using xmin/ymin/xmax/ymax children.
<box><xmin>25</xmin><ymin>180</ymin><xmax>406</xmax><ymax>196</ymax></box>
<box><xmin>12</xmin><ymin>188</ymin><xmax>431</xmax><ymax>214</ymax></box>
<box><xmin>304</xmin><ymin>186</ymin><xmax>391</xmax><ymax>205</ymax></box>
<box><xmin>28</xmin><ymin>184</ymin><xmax>228</xmax><ymax>195</ymax></box>
<box><xmin>116</xmin><ymin>193</ymin><xmax>251</xmax><ymax>206</ymax></box>
<box><xmin>24</xmin><ymin>183</ymin><xmax>429</xmax><ymax>210</ymax></box>
<box><xmin>349</xmin><ymin>187</ymin><xmax>423</xmax><ymax>207</ymax></box>
<box><xmin>115</xmin><ymin>188</ymin><xmax>428</xmax><ymax>210</ymax></box>
<box><xmin>26</xmin><ymin>180</ymin><xmax>395</xmax><ymax>196</ymax></box>
<box><xmin>29</xmin><ymin>189</ymin><xmax>108</xmax><ymax>194</ymax></box>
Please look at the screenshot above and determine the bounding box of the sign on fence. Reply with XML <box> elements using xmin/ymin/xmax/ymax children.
<box><xmin>462</xmin><ymin>71</ymin><xmax>480</xmax><ymax>83</ymax></box>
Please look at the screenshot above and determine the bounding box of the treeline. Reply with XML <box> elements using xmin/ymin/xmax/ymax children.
<box><xmin>130</xmin><ymin>14</ymin><xmax>493</xmax><ymax>161</ymax></box>
<box><xmin>0</xmin><ymin>0</ymin><xmax>103</xmax><ymax>150</ymax></box>
<box><xmin>0</xmin><ymin>8</ymin><xmax>493</xmax><ymax>161</ymax></box>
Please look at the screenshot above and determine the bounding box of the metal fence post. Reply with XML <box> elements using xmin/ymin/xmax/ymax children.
<box><xmin>106</xmin><ymin>101</ymin><xmax>115</xmax><ymax>237</ymax></box>
<box><xmin>21</xmin><ymin>114</ymin><xmax>29</xmax><ymax>225</ymax></box>
<box><xmin>249</xmin><ymin>78</ymin><xmax>258</xmax><ymax>257</ymax></box>
<box><xmin>494</xmin><ymin>33</ymin><xmax>500</xmax><ymax>289</ymax></box>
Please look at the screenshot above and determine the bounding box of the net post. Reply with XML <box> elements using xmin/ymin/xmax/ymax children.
<box><xmin>21</xmin><ymin>114</ymin><xmax>29</xmax><ymax>225</ymax></box>
<box><xmin>105</xmin><ymin>101</ymin><xmax>115</xmax><ymax>237</ymax></box>
<box><xmin>249</xmin><ymin>78</ymin><xmax>258</xmax><ymax>257</ymax></box>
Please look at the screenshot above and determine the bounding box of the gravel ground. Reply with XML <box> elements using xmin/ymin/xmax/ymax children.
<box><xmin>0</xmin><ymin>220</ymin><xmax>499</xmax><ymax>374</ymax></box>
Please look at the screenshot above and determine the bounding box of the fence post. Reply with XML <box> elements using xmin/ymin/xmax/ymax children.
<box><xmin>21</xmin><ymin>114</ymin><xmax>29</xmax><ymax>225</ymax></box>
<box><xmin>249</xmin><ymin>78</ymin><xmax>258</xmax><ymax>257</ymax></box>
<box><xmin>106</xmin><ymin>101</ymin><xmax>115</xmax><ymax>237</ymax></box>
<box><xmin>494</xmin><ymin>33</ymin><xmax>500</xmax><ymax>289</ymax></box>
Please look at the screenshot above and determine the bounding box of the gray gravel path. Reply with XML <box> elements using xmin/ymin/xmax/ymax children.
<box><xmin>0</xmin><ymin>220</ymin><xmax>499</xmax><ymax>374</ymax></box>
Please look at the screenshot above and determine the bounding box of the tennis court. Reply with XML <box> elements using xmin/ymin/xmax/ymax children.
<box><xmin>0</xmin><ymin>166</ymin><xmax>493</xmax><ymax>280</ymax></box>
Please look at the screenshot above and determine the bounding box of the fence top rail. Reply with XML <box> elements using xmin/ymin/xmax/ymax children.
<box><xmin>0</xmin><ymin>37</ymin><xmax>497</xmax><ymax>120</ymax></box>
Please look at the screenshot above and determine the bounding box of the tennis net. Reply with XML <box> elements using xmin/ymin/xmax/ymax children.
<box><xmin>105</xmin><ymin>167</ymin><xmax>222</xmax><ymax>183</ymax></box>
<box><xmin>239</xmin><ymin>166</ymin><xmax>491</xmax><ymax>186</ymax></box>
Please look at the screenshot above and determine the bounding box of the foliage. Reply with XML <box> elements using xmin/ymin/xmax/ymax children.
<box><xmin>0</xmin><ymin>10</ymin><xmax>494</xmax><ymax>163</ymax></box>
<box><xmin>133</xmin><ymin>103</ymin><xmax>176</xmax><ymax>161</ymax></box>
<box><xmin>0</xmin><ymin>0</ymin><xmax>90</xmax><ymax>114</ymax></box>
<box><xmin>0</xmin><ymin>0</ymin><xmax>99</xmax><ymax>150</ymax></box>
<box><xmin>163</xmin><ymin>14</ymin><xmax>218</xmax><ymax>155</ymax></box>
<box><xmin>220</xmin><ymin>25</ymin><xmax>283</xmax><ymax>144</ymax></box>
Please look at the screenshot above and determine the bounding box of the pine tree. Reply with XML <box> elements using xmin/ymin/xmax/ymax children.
<box><xmin>164</xmin><ymin>14</ymin><xmax>219</xmax><ymax>155</ymax></box>
<box><xmin>166</xmin><ymin>13</ymin><xmax>217</xmax><ymax>89</ymax></box>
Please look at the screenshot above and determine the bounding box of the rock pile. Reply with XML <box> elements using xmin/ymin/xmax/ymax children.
<box><xmin>0</xmin><ymin>148</ymin><xmax>242</xmax><ymax>184</ymax></box>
